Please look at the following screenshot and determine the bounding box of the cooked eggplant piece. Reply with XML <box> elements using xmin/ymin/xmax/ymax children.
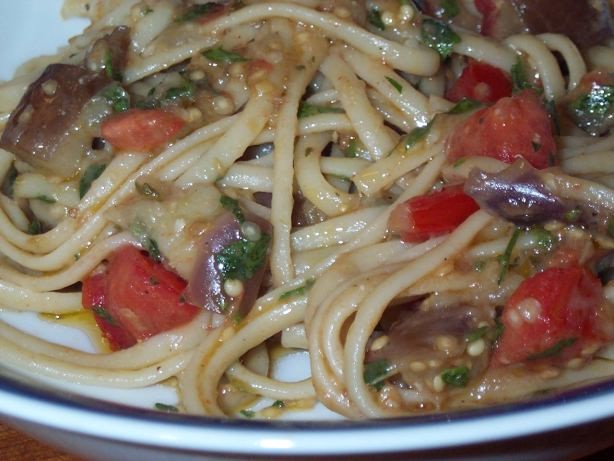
<box><xmin>85</xmin><ymin>26</ymin><xmax>131</xmax><ymax>80</ymax></box>
<box><xmin>0</xmin><ymin>64</ymin><xmax>111</xmax><ymax>177</ymax></box>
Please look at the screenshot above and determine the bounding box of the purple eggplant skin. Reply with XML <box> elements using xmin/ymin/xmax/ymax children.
<box><xmin>0</xmin><ymin>64</ymin><xmax>112</xmax><ymax>177</ymax></box>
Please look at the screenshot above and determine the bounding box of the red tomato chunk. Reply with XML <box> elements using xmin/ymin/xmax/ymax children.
<box><xmin>101</xmin><ymin>109</ymin><xmax>185</xmax><ymax>152</ymax></box>
<box><xmin>446</xmin><ymin>60</ymin><xmax>512</xmax><ymax>104</ymax></box>
<box><xmin>389</xmin><ymin>184</ymin><xmax>480</xmax><ymax>243</ymax></box>
<box><xmin>82</xmin><ymin>246</ymin><xmax>200</xmax><ymax>350</ymax></box>
<box><xmin>446</xmin><ymin>90</ymin><xmax>556</xmax><ymax>169</ymax></box>
<box><xmin>492</xmin><ymin>265</ymin><xmax>610</xmax><ymax>366</ymax></box>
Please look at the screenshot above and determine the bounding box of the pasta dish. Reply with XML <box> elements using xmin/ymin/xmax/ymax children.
<box><xmin>0</xmin><ymin>0</ymin><xmax>613</xmax><ymax>419</ymax></box>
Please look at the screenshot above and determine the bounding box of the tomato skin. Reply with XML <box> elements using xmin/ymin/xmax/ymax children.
<box><xmin>101</xmin><ymin>109</ymin><xmax>185</xmax><ymax>152</ymax></box>
<box><xmin>446</xmin><ymin>90</ymin><xmax>556</xmax><ymax>169</ymax></box>
<box><xmin>389</xmin><ymin>184</ymin><xmax>480</xmax><ymax>243</ymax></box>
<box><xmin>446</xmin><ymin>60</ymin><xmax>512</xmax><ymax>104</ymax></box>
<box><xmin>82</xmin><ymin>246</ymin><xmax>200</xmax><ymax>350</ymax></box>
<box><xmin>492</xmin><ymin>265</ymin><xmax>607</xmax><ymax>366</ymax></box>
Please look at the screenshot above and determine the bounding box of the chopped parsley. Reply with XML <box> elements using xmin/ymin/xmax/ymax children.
<box><xmin>163</xmin><ymin>81</ymin><xmax>196</xmax><ymax>104</ymax></box>
<box><xmin>465</xmin><ymin>325</ymin><xmax>488</xmax><ymax>343</ymax></box>
<box><xmin>220</xmin><ymin>195</ymin><xmax>245</xmax><ymax>223</ymax></box>
<box><xmin>135</xmin><ymin>181</ymin><xmax>162</xmax><ymax>200</ymax></box>
<box><xmin>103</xmin><ymin>51</ymin><xmax>122</xmax><ymax>81</ymax></box>
<box><xmin>403</xmin><ymin>120</ymin><xmax>433</xmax><ymax>151</ymax></box>
<box><xmin>35</xmin><ymin>194</ymin><xmax>56</xmax><ymax>204</ymax></box>
<box><xmin>240</xmin><ymin>409</ymin><xmax>255</xmax><ymax>418</ymax></box>
<box><xmin>386</xmin><ymin>76</ymin><xmax>403</xmax><ymax>94</ymax></box>
<box><xmin>511</xmin><ymin>57</ymin><xmax>538</xmax><ymax>93</ymax></box>
<box><xmin>177</xmin><ymin>3</ymin><xmax>220</xmax><ymax>22</ymax></box>
<box><xmin>129</xmin><ymin>220</ymin><xmax>162</xmax><ymax>262</ymax></box>
<box><xmin>93</xmin><ymin>306</ymin><xmax>116</xmax><ymax>325</ymax></box>
<box><xmin>102</xmin><ymin>84</ymin><xmax>130</xmax><ymax>112</ymax></box>
<box><xmin>27</xmin><ymin>218</ymin><xmax>43</xmax><ymax>235</ymax></box>
<box><xmin>497</xmin><ymin>227</ymin><xmax>520</xmax><ymax>285</ymax></box>
<box><xmin>465</xmin><ymin>320</ymin><xmax>504</xmax><ymax>343</ymax></box>
<box><xmin>441</xmin><ymin>366</ymin><xmax>469</xmax><ymax>387</ymax></box>
<box><xmin>421</xmin><ymin>19</ymin><xmax>461</xmax><ymax>59</ymax></box>
<box><xmin>154</xmin><ymin>403</ymin><xmax>179</xmax><ymax>412</ymax></box>
<box><xmin>297</xmin><ymin>102</ymin><xmax>344</xmax><ymax>118</ymax></box>
<box><xmin>528</xmin><ymin>338</ymin><xmax>577</xmax><ymax>360</ymax></box>
<box><xmin>202</xmin><ymin>47</ymin><xmax>248</xmax><ymax>63</ymax></box>
<box><xmin>279</xmin><ymin>278</ymin><xmax>315</xmax><ymax>300</ymax></box>
<box><xmin>447</xmin><ymin>98</ymin><xmax>482</xmax><ymax>114</ymax></box>
<box><xmin>367</xmin><ymin>8</ymin><xmax>386</xmax><ymax>31</ymax></box>
<box><xmin>272</xmin><ymin>400</ymin><xmax>285</xmax><ymax>408</ymax></box>
<box><xmin>79</xmin><ymin>164</ymin><xmax>106</xmax><ymax>198</ymax></box>
<box><xmin>363</xmin><ymin>359</ymin><xmax>392</xmax><ymax>391</ymax></box>
<box><xmin>215</xmin><ymin>234</ymin><xmax>270</xmax><ymax>281</ymax></box>
<box><xmin>440</xmin><ymin>0</ymin><xmax>460</xmax><ymax>18</ymax></box>
<box><xmin>569</xmin><ymin>84</ymin><xmax>614</xmax><ymax>135</ymax></box>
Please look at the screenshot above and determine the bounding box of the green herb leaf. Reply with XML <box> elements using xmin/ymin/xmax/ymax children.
<box><xmin>93</xmin><ymin>306</ymin><xmax>116</xmax><ymax>325</ymax></box>
<box><xmin>545</xmin><ymin>99</ymin><xmax>561</xmax><ymax>136</ymax></box>
<box><xmin>528</xmin><ymin>226</ymin><xmax>555</xmax><ymax>252</ymax></box>
<box><xmin>79</xmin><ymin>164</ymin><xmax>107</xmax><ymax>198</ymax></box>
<box><xmin>102</xmin><ymin>84</ymin><xmax>130</xmax><ymax>112</ymax></box>
<box><xmin>528</xmin><ymin>337</ymin><xmax>577</xmax><ymax>360</ymax></box>
<box><xmin>215</xmin><ymin>234</ymin><xmax>270</xmax><ymax>281</ymax></box>
<box><xmin>297</xmin><ymin>102</ymin><xmax>344</xmax><ymax>118</ymax></box>
<box><xmin>240</xmin><ymin>409</ymin><xmax>255</xmax><ymax>418</ymax></box>
<box><xmin>492</xmin><ymin>319</ymin><xmax>504</xmax><ymax>341</ymax></box>
<box><xmin>441</xmin><ymin>366</ymin><xmax>469</xmax><ymax>387</ymax></box>
<box><xmin>155</xmin><ymin>403</ymin><xmax>179</xmax><ymax>412</ymax></box>
<box><xmin>35</xmin><ymin>194</ymin><xmax>56</xmax><ymax>204</ymax></box>
<box><xmin>363</xmin><ymin>359</ymin><xmax>392</xmax><ymax>391</ymax></box>
<box><xmin>465</xmin><ymin>326</ymin><xmax>488</xmax><ymax>343</ymax></box>
<box><xmin>27</xmin><ymin>218</ymin><xmax>43</xmax><ymax>235</ymax></box>
<box><xmin>135</xmin><ymin>181</ymin><xmax>162</xmax><ymax>200</ymax></box>
<box><xmin>386</xmin><ymin>76</ymin><xmax>403</xmax><ymax>94</ymax></box>
<box><xmin>403</xmin><ymin>120</ymin><xmax>433</xmax><ymax>151</ymax></box>
<box><xmin>203</xmin><ymin>47</ymin><xmax>248</xmax><ymax>63</ymax></box>
<box><xmin>177</xmin><ymin>3</ymin><xmax>219</xmax><ymax>22</ymax></box>
<box><xmin>344</xmin><ymin>138</ymin><xmax>359</xmax><ymax>158</ymax></box>
<box><xmin>129</xmin><ymin>220</ymin><xmax>162</xmax><ymax>262</ymax></box>
<box><xmin>272</xmin><ymin>400</ymin><xmax>285</xmax><ymax>408</ymax></box>
<box><xmin>279</xmin><ymin>278</ymin><xmax>315</xmax><ymax>300</ymax></box>
<box><xmin>441</xmin><ymin>0</ymin><xmax>460</xmax><ymax>18</ymax></box>
<box><xmin>569</xmin><ymin>84</ymin><xmax>614</xmax><ymax>135</ymax></box>
<box><xmin>163</xmin><ymin>81</ymin><xmax>196</xmax><ymax>104</ymax></box>
<box><xmin>220</xmin><ymin>195</ymin><xmax>245</xmax><ymax>223</ymax></box>
<box><xmin>447</xmin><ymin>98</ymin><xmax>482</xmax><ymax>114</ymax></box>
<box><xmin>510</xmin><ymin>57</ymin><xmax>539</xmax><ymax>93</ymax></box>
<box><xmin>564</xmin><ymin>207</ymin><xmax>582</xmax><ymax>223</ymax></box>
<box><xmin>367</xmin><ymin>8</ymin><xmax>386</xmax><ymax>31</ymax></box>
<box><xmin>497</xmin><ymin>227</ymin><xmax>520</xmax><ymax>285</ymax></box>
<box><xmin>421</xmin><ymin>19</ymin><xmax>461</xmax><ymax>58</ymax></box>
<box><xmin>103</xmin><ymin>51</ymin><xmax>122</xmax><ymax>81</ymax></box>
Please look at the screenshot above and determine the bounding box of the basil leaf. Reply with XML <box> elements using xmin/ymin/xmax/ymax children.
<box><xmin>363</xmin><ymin>359</ymin><xmax>392</xmax><ymax>391</ymax></box>
<box><xmin>528</xmin><ymin>338</ymin><xmax>577</xmax><ymax>360</ymax></box>
<box><xmin>497</xmin><ymin>227</ymin><xmax>520</xmax><ymax>285</ymax></box>
<box><xmin>403</xmin><ymin>120</ymin><xmax>433</xmax><ymax>151</ymax></box>
<box><xmin>272</xmin><ymin>400</ymin><xmax>285</xmax><ymax>408</ymax></box>
<box><xmin>569</xmin><ymin>84</ymin><xmax>614</xmax><ymax>136</ymax></box>
<box><xmin>202</xmin><ymin>47</ymin><xmax>248</xmax><ymax>63</ymax></box>
<box><xmin>240</xmin><ymin>409</ymin><xmax>255</xmax><ymax>418</ymax></box>
<box><xmin>511</xmin><ymin>57</ymin><xmax>539</xmax><ymax>93</ymax></box>
<box><xmin>448</xmin><ymin>98</ymin><xmax>482</xmax><ymax>114</ymax></box>
<box><xmin>220</xmin><ymin>195</ymin><xmax>244</xmax><ymax>223</ymax></box>
<box><xmin>441</xmin><ymin>366</ymin><xmax>469</xmax><ymax>387</ymax></box>
<box><xmin>154</xmin><ymin>403</ymin><xmax>179</xmax><ymax>412</ymax></box>
<box><xmin>35</xmin><ymin>195</ymin><xmax>56</xmax><ymax>204</ymax></box>
<box><xmin>279</xmin><ymin>278</ymin><xmax>315</xmax><ymax>300</ymax></box>
<box><xmin>386</xmin><ymin>76</ymin><xmax>403</xmax><ymax>94</ymax></box>
<box><xmin>216</xmin><ymin>234</ymin><xmax>270</xmax><ymax>281</ymax></box>
<box><xmin>441</xmin><ymin>0</ymin><xmax>460</xmax><ymax>18</ymax></box>
<box><xmin>465</xmin><ymin>325</ymin><xmax>488</xmax><ymax>342</ymax></box>
<box><xmin>367</xmin><ymin>8</ymin><xmax>386</xmax><ymax>31</ymax></box>
<box><xmin>27</xmin><ymin>218</ymin><xmax>43</xmax><ymax>235</ymax></box>
<box><xmin>421</xmin><ymin>19</ymin><xmax>461</xmax><ymax>58</ymax></box>
<box><xmin>129</xmin><ymin>220</ymin><xmax>162</xmax><ymax>262</ymax></box>
<box><xmin>297</xmin><ymin>102</ymin><xmax>344</xmax><ymax>118</ymax></box>
<box><xmin>163</xmin><ymin>81</ymin><xmax>196</xmax><ymax>104</ymax></box>
<box><xmin>80</xmin><ymin>164</ymin><xmax>106</xmax><ymax>198</ymax></box>
<box><xmin>102</xmin><ymin>84</ymin><xmax>130</xmax><ymax>112</ymax></box>
<box><xmin>93</xmin><ymin>306</ymin><xmax>117</xmax><ymax>325</ymax></box>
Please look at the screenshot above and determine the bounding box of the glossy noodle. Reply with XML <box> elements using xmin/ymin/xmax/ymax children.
<box><xmin>0</xmin><ymin>0</ymin><xmax>613</xmax><ymax>419</ymax></box>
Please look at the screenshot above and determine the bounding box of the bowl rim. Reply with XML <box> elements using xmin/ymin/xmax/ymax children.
<box><xmin>1</xmin><ymin>371</ymin><xmax>614</xmax><ymax>456</ymax></box>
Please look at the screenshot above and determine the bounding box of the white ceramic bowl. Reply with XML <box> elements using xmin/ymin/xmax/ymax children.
<box><xmin>1</xmin><ymin>2</ymin><xmax>614</xmax><ymax>460</ymax></box>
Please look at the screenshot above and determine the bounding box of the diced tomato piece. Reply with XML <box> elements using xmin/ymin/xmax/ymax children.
<box><xmin>101</xmin><ymin>109</ymin><xmax>185</xmax><ymax>152</ymax></box>
<box><xmin>248</xmin><ymin>59</ymin><xmax>273</xmax><ymax>76</ymax></box>
<box><xmin>82</xmin><ymin>246</ymin><xmax>200</xmax><ymax>350</ymax></box>
<box><xmin>446</xmin><ymin>60</ymin><xmax>512</xmax><ymax>104</ymax></box>
<box><xmin>492</xmin><ymin>265</ymin><xmax>610</xmax><ymax>366</ymax></box>
<box><xmin>389</xmin><ymin>184</ymin><xmax>480</xmax><ymax>243</ymax></box>
<box><xmin>446</xmin><ymin>90</ymin><xmax>556</xmax><ymax>169</ymax></box>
